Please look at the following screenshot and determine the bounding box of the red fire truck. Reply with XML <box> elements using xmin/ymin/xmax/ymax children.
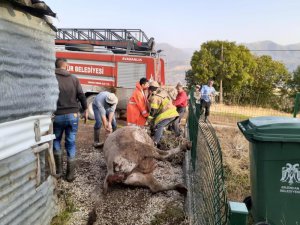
<box><xmin>55</xmin><ymin>28</ymin><xmax>165</xmax><ymax>119</ymax></box>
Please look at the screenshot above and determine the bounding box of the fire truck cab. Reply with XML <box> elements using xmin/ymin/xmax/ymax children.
<box><xmin>55</xmin><ymin>29</ymin><xmax>165</xmax><ymax>119</ymax></box>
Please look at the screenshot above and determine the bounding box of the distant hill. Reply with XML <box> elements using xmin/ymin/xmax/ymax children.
<box><xmin>244</xmin><ymin>41</ymin><xmax>300</xmax><ymax>71</ymax></box>
<box><xmin>157</xmin><ymin>41</ymin><xmax>300</xmax><ymax>85</ymax></box>
<box><xmin>156</xmin><ymin>43</ymin><xmax>193</xmax><ymax>85</ymax></box>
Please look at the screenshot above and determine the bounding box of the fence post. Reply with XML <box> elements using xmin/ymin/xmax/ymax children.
<box><xmin>188</xmin><ymin>88</ymin><xmax>198</xmax><ymax>170</ymax></box>
<box><xmin>293</xmin><ymin>93</ymin><xmax>300</xmax><ymax>118</ymax></box>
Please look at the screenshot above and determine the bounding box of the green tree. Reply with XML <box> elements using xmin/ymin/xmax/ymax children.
<box><xmin>247</xmin><ymin>55</ymin><xmax>291</xmax><ymax>107</ymax></box>
<box><xmin>185</xmin><ymin>69</ymin><xmax>196</xmax><ymax>89</ymax></box>
<box><xmin>290</xmin><ymin>65</ymin><xmax>300</xmax><ymax>95</ymax></box>
<box><xmin>189</xmin><ymin>41</ymin><xmax>256</xmax><ymax>103</ymax></box>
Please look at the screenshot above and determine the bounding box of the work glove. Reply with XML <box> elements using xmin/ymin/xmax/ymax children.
<box><xmin>146</xmin><ymin>116</ymin><xmax>154</xmax><ymax>128</ymax></box>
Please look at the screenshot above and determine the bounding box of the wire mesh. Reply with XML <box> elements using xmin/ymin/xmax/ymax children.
<box><xmin>187</xmin><ymin>90</ymin><xmax>229</xmax><ymax>225</ymax></box>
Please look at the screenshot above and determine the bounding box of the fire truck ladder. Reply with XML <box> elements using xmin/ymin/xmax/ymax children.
<box><xmin>55</xmin><ymin>28</ymin><xmax>155</xmax><ymax>54</ymax></box>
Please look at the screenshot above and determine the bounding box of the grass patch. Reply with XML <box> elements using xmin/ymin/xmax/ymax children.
<box><xmin>51</xmin><ymin>193</ymin><xmax>77</xmax><ymax>225</ymax></box>
<box><xmin>150</xmin><ymin>201</ymin><xmax>187</xmax><ymax>225</ymax></box>
<box><xmin>223</xmin><ymin>164</ymin><xmax>250</xmax><ymax>201</ymax></box>
<box><xmin>211</xmin><ymin>111</ymin><xmax>249</xmax><ymax>120</ymax></box>
<box><xmin>211</xmin><ymin>103</ymin><xmax>291</xmax><ymax>118</ymax></box>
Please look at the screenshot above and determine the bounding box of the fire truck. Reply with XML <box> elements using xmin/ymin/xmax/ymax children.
<box><xmin>55</xmin><ymin>28</ymin><xmax>165</xmax><ymax>119</ymax></box>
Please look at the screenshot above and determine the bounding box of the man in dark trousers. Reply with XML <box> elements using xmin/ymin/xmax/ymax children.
<box><xmin>200</xmin><ymin>79</ymin><xmax>216</xmax><ymax>122</ymax></box>
<box><xmin>172</xmin><ymin>82</ymin><xmax>188</xmax><ymax>136</ymax></box>
<box><xmin>53</xmin><ymin>58</ymin><xmax>88</xmax><ymax>182</ymax></box>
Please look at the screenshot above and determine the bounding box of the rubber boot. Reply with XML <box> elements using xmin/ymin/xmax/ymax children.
<box><xmin>66</xmin><ymin>159</ymin><xmax>76</xmax><ymax>182</ymax></box>
<box><xmin>93</xmin><ymin>128</ymin><xmax>103</xmax><ymax>148</ymax></box>
<box><xmin>54</xmin><ymin>152</ymin><xmax>63</xmax><ymax>178</ymax></box>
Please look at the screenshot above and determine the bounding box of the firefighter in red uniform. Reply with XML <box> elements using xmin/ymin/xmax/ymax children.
<box><xmin>127</xmin><ymin>78</ymin><xmax>150</xmax><ymax>126</ymax></box>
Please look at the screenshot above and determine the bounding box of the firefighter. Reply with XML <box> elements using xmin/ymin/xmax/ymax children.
<box><xmin>148</xmin><ymin>81</ymin><xmax>179</xmax><ymax>146</ymax></box>
<box><xmin>127</xmin><ymin>78</ymin><xmax>149</xmax><ymax>127</ymax></box>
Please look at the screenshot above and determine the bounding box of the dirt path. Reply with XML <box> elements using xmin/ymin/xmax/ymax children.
<box><xmin>54</xmin><ymin>121</ymin><xmax>187</xmax><ymax>225</ymax></box>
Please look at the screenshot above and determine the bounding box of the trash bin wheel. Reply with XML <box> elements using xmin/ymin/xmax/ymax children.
<box><xmin>255</xmin><ymin>222</ymin><xmax>270</xmax><ymax>225</ymax></box>
<box><xmin>243</xmin><ymin>196</ymin><xmax>252</xmax><ymax>210</ymax></box>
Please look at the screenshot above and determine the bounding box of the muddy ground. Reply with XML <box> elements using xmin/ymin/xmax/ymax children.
<box><xmin>52</xmin><ymin>120</ymin><xmax>188</xmax><ymax>225</ymax></box>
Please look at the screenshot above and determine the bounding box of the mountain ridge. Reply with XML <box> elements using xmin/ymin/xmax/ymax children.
<box><xmin>244</xmin><ymin>41</ymin><xmax>300</xmax><ymax>71</ymax></box>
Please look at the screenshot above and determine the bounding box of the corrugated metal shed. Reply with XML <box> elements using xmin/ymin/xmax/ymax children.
<box><xmin>0</xmin><ymin>2</ymin><xmax>59</xmax><ymax>225</ymax></box>
<box><xmin>0</xmin><ymin>1</ymin><xmax>59</xmax><ymax>124</ymax></box>
<box><xmin>0</xmin><ymin>115</ymin><xmax>58</xmax><ymax>225</ymax></box>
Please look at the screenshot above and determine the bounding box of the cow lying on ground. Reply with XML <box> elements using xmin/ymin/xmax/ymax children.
<box><xmin>103</xmin><ymin>126</ymin><xmax>191</xmax><ymax>195</ymax></box>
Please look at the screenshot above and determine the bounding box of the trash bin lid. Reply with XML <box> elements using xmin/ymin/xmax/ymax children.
<box><xmin>238</xmin><ymin>116</ymin><xmax>300</xmax><ymax>142</ymax></box>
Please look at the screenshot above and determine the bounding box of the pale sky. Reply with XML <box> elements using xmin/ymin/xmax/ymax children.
<box><xmin>47</xmin><ymin>0</ymin><xmax>300</xmax><ymax>48</ymax></box>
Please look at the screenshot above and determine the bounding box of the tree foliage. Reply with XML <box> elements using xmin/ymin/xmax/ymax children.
<box><xmin>188</xmin><ymin>41</ymin><xmax>256</xmax><ymax>100</ymax></box>
<box><xmin>289</xmin><ymin>66</ymin><xmax>300</xmax><ymax>95</ymax></box>
<box><xmin>186</xmin><ymin>40</ymin><xmax>292</xmax><ymax>110</ymax></box>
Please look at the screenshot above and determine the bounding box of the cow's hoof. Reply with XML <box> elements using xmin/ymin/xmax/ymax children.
<box><xmin>186</xmin><ymin>141</ymin><xmax>192</xmax><ymax>150</ymax></box>
<box><xmin>103</xmin><ymin>187</ymin><xmax>108</xmax><ymax>195</ymax></box>
<box><xmin>107</xmin><ymin>173</ymin><xmax>125</xmax><ymax>183</ymax></box>
<box><xmin>180</xmin><ymin>141</ymin><xmax>192</xmax><ymax>152</ymax></box>
<box><xmin>175</xmin><ymin>184</ymin><xmax>188</xmax><ymax>195</ymax></box>
<box><xmin>103</xmin><ymin>180</ymin><xmax>109</xmax><ymax>195</ymax></box>
<box><xmin>93</xmin><ymin>142</ymin><xmax>104</xmax><ymax>148</ymax></box>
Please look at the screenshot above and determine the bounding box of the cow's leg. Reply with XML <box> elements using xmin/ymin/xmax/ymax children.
<box><xmin>124</xmin><ymin>172</ymin><xmax>187</xmax><ymax>195</ymax></box>
<box><xmin>152</xmin><ymin>147</ymin><xmax>181</xmax><ymax>160</ymax></box>
<box><xmin>103</xmin><ymin>160</ymin><xmax>114</xmax><ymax>194</ymax></box>
<box><xmin>152</xmin><ymin>139</ymin><xmax>191</xmax><ymax>161</ymax></box>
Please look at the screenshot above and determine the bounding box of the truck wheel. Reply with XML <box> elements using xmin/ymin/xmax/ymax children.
<box><xmin>87</xmin><ymin>95</ymin><xmax>96</xmax><ymax>120</ymax></box>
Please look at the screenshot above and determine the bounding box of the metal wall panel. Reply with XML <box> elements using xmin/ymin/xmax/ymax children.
<box><xmin>0</xmin><ymin>2</ymin><xmax>59</xmax><ymax>124</ymax></box>
<box><xmin>0</xmin><ymin>115</ymin><xmax>57</xmax><ymax>225</ymax></box>
<box><xmin>0</xmin><ymin>3</ymin><xmax>58</xmax><ymax>225</ymax></box>
<box><xmin>0</xmin><ymin>115</ymin><xmax>55</xmax><ymax>161</ymax></box>
<box><xmin>117</xmin><ymin>62</ymin><xmax>146</xmax><ymax>88</ymax></box>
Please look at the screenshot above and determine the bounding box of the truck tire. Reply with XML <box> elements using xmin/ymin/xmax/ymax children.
<box><xmin>87</xmin><ymin>95</ymin><xmax>96</xmax><ymax>120</ymax></box>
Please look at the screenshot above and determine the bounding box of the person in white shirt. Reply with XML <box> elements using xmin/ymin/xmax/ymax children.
<box><xmin>200</xmin><ymin>80</ymin><xmax>216</xmax><ymax>122</ymax></box>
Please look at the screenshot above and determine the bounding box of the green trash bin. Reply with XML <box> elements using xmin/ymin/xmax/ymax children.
<box><xmin>238</xmin><ymin>116</ymin><xmax>300</xmax><ymax>225</ymax></box>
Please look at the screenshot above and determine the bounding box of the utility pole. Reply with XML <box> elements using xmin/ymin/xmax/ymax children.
<box><xmin>220</xmin><ymin>44</ymin><xmax>224</xmax><ymax>104</ymax></box>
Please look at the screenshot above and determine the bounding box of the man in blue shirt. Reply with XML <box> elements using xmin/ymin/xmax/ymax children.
<box><xmin>200</xmin><ymin>79</ymin><xmax>216</xmax><ymax>122</ymax></box>
<box><xmin>92</xmin><ymin>91</ymin><xmax>118</xmax><ymax>147</ymax></box>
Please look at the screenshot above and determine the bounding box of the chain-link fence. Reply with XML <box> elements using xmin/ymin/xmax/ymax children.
<box><xmin>185</xmin><ymin>90</ymin><xmax>300</xmax><ymax>225</ymax></box>
<box><xmin>186</xmin><ymin>90</ymin><xmax>228</xmax><ymax>225</ymax></box>
<box><xmin>209</xmin><ymin>94</ymin><xmax>294</xmax><ymax>125</ymax></box>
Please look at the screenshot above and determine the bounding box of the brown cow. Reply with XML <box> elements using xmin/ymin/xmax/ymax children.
<box><xmin>103</xmin><ymin>126</ymin><xmax>191</xmax><ymax>194</ymax></box>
